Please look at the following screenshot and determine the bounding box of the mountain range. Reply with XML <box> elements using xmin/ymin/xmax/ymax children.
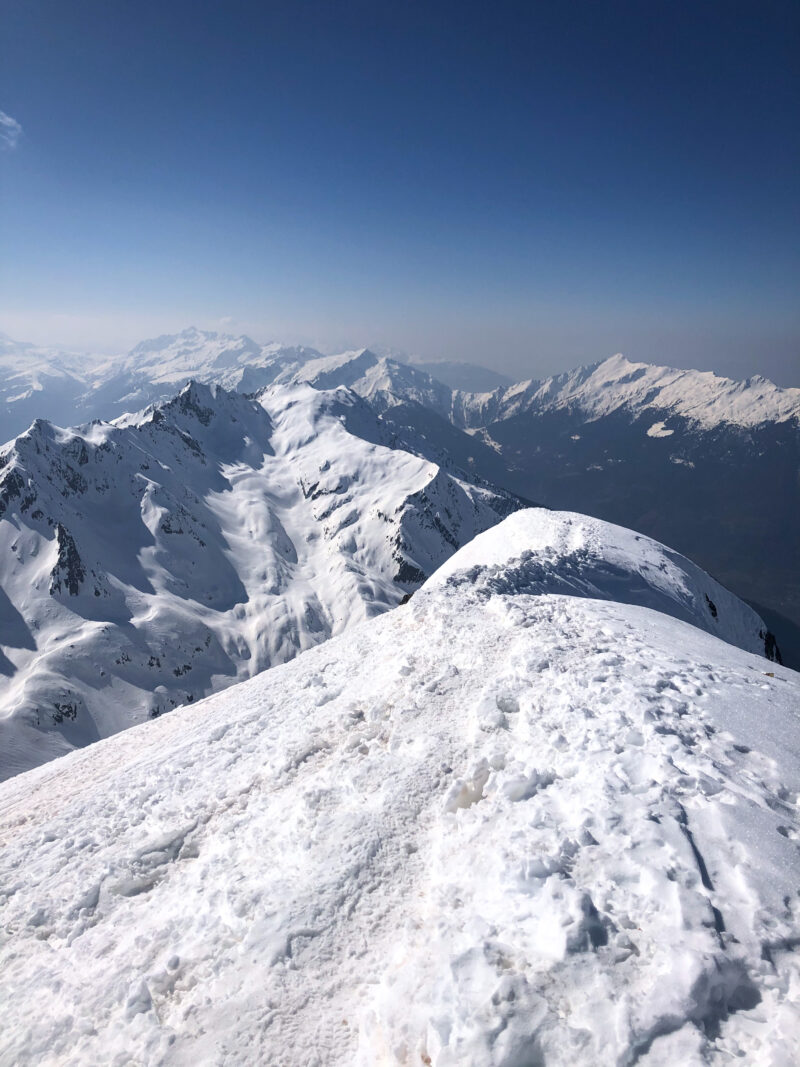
<box><xmin>0</xmin><ymin>378</ymin><xmax>519</xmax><ymax>780</ymax></box>
<box><xmin>2</xmin><ymin>326</ymin><xmax>798</xmax><ymax>669</ymax></box>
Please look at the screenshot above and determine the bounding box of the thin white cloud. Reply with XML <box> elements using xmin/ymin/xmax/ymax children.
<box><xmin>0</xmin><ymin>111</ymin><xmax>22</xmax><ymax>150</ymax></box>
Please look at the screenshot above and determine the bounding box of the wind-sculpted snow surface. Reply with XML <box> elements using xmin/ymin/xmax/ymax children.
<box><xmin>0</xmin><ymin>381</ymin><xmax>518</xmax><ymax>780</ymax></box>
<box><xmin>0</xmin><ymin>511</ymin><xmax>798</xmax><ymax>1066</ymax></box>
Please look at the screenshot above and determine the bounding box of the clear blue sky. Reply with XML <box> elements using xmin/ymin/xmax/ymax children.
<box><xmin>1</xmin><ymin>0</ymin><xmax>798</xmax><ymax>382</ymax></box>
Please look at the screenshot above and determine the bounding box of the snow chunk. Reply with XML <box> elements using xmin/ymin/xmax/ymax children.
<box><xmin>646</xmin><ymin>420</ymin><xmax>674</xmax><ymax>437</ymax></box>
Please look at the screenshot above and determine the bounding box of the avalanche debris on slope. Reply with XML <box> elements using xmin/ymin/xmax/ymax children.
<box><xmin>0</xmin><ymin>380</ymin><xmax>519</xmax><ymax>780</ymax></box>
<box><xmin>0</xmin><ymin>510</ymin><xmax>798</xmax><ymax>1066</ymax></box>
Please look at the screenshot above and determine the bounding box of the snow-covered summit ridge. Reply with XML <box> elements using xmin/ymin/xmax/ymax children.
<box><xmin>0</xmin><ymin>508</ymin><xmax>798</xmax><ymax>1065</ymax></box>
<box><xmin>427</xmin><ymin>509</ymin><xmax>780</xmax><ymax>660</ymax></box>
<box><xmin>119</xmin><ymin>327</ymin><xmax>323</xmax><ymax>389</ymax></box>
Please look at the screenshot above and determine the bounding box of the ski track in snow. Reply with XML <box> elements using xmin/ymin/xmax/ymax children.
<box><xmin>0</xmin><ymin>545</ymin><xmax>798</xmax><ymax>1065</ymax></box>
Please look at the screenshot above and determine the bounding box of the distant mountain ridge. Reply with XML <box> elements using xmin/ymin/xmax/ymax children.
<box><xmin>3</xmin><ymin>327</ymin><xmax>798</xmax><ymax>443</ymax></box>
<box><xmin>450</xmin><ymin>351</ymin><xmax>800</xmax><ymax>430</ymax></box>
<box><xmin>0</xmin><ymin>328</ymin><xmax>326</xmax><ymax>441</ymax></box>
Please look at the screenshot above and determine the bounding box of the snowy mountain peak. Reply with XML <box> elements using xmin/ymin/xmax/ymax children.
<box><xmin>124</xmin><ymin>328</ymin><xmax>264</xmax><ymax>376</ymax></box>
<box><xmin>427</xmin><ymin>508</ymin><xmax>780</xmax><ymax>660</ymax></box>
<box><xmin>139</xmin><ymin>376</ymin><xmax>240</xmax><ymax>420</ymax></box>
<box><xmin>288</xmin><ymin>349</ymin><xmax>455</xmax><ymax>417</ymax></box>
<box><xmin>468</xmin><ymin>352</ymin><xmax>800</xmax><ymax>429</ymax></box>
<box><xmin>128</xmin><ymin>325</ymin><xmax>232</xmax><ymax>351</ymax></box>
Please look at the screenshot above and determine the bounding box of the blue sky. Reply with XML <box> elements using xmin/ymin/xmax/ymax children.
<box><xmin>1</xmin><ymin>0</ymin><xmax>798</xmax><ymax>382</ymax></box>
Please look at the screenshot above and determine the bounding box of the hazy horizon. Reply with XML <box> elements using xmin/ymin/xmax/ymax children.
<box><xmin>1</xmin><ymin>312</ymin><xmax>798</xmax><ymax>389</ymax></box>
<box><xmin>2</xmin><ymin>1</ymin><xmax>798</xmax><ymax>386</ymax></box>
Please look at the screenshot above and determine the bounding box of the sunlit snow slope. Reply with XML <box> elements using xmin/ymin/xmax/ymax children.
<box><xmin>0</xmin><ymin>510</ymin><xmax>797</xmax><ymax>1066</ymax></box>
<box><xmin>428</xmin><ymin>509</ymin><xmax>780</xmax><ymax>659</ymax></box>
<box><xmin>450</xmin><ymin>352</ymin><xmax>800</xmax><ymax>430</ymax></box>
<box><xmin>0</xmin><ymin>380</ymin><xmax>519</xmax><ymax>780</ymax></box>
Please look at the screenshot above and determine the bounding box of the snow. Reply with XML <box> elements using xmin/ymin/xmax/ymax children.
<box><xmin>0</xmin><ymin>509</ymin><xmax>798</xmax><ymax>1066</ymax></box>
<box><xmin>117</xmin><ymin>329</ymin><xmax>325</xmax><ymax>394</ymax></box>
<box><xmin>646</xmin><ymin>421</ymin><xmax>674</xmax><ymax>438</ymax></box>
<box><xmin>454</xmin><ymin>353</ymin><xmax>800</xmax><ymax>431</ymax></box>
<box><xmin>427</xmin><ymin>508</ymin><xmax>775</xmax><ymax>659</ymax></box>
<box><xmin>0</xmin><ymin>381</ymin><xmax>519</xmax><ymax>780</ymax></box>
<box><xmin>284</xmin><ymin>347</ymin><xmax>456</xmax><ymax>421</ymax></box>
<box><xmin>0</xmin><ymin>338</ymin><xmax>114</xmax><ymax>443</ymax></box>
<box><xmin>0</xmin><ymin>332</ymin><xmax>461</xmax><ymax>443</ymax></box>
<box><xmin>0</xmin><ymin>329</ymin><xmax>327</xmax><ymax>443</ymax></box>
<box><xmin>4</xmin><ymin>330</ymin><xmax>799</xmax><ymax>446</ymax></box>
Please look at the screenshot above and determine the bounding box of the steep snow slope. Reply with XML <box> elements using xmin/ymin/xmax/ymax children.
<box><xmin>286</xmin><ymin>347</ymin><xmax>455</xmax><ymax>416</ymax></box>
<box><xmin>0</xmin><ymin>510</ymin><xmax>797</xmax><ymax>1066</ymax></box>
<box><xmin>0</xmin><ymin>381</ymin><xmax>519</xmax><ymax>780</ymax></box>
<box><xmin>274</xmin><ymin>348</ymin><xmax>527</xmax><ymax>491</ymax></box>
